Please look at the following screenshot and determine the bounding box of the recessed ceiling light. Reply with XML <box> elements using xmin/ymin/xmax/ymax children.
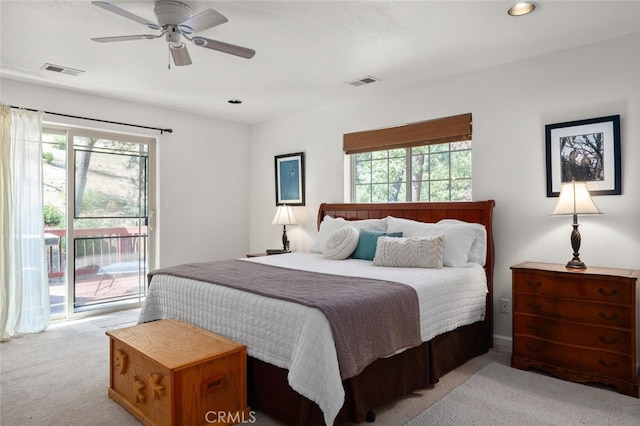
<box><xmin>508</xmin><ymin>2</ymin><xmax>536</xmax><ymax>16</ymax></box>
<box><xmin>228</xmin><ymin>99</ymin><xmax>242</xmax><ymax>104</ymax></box>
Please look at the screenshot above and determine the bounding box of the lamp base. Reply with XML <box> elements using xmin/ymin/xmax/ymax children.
<box><xmin>566</xmin><ymin>258</ymin><xmax>587</xmax><ymax>269</ymax></box>
<box><xmin>281</xmin><ymin>225</ymin><xmax>290</xmax><ymax>252</ymax></box>
<box><xmin>566</xmin><ymin>220</ymin><xmax>587</xmax><ymax>269</ymax></box>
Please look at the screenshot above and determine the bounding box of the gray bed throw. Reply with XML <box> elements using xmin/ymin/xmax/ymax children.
<box><xmin>148</xmin><ymin>259</ymin><xmax>422</xmax><ymax>379</ymax></box>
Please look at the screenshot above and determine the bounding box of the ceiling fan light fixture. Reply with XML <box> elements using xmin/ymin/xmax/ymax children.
<box><xmin>169</xmin><ymin>42</ymin><xmax>192</xmax><ymax>66</ymax></box>
<box><xmin>508</xmin><ymin>2</ymin><xmax>536</xmax><ymax>16</ymax></box>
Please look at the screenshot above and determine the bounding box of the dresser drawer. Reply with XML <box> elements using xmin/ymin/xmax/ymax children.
<box><xmin>514</xmin><ymin>294</ymin><xmax>632</xmax><ymax>328</ymax></box>
<box><xmin>514</xmin><ymin>336</ymin><xmax>634</xmax><ymax>381</ymax></box>
<box><xmin>513</xmin><ymin>315</ymin><xmax>632</xmax><ymax>354</ymax></box>
<box><xmin>513</xmin><ymin>271</ymin><xmax>632</xmax><ymax>305</ymax></box>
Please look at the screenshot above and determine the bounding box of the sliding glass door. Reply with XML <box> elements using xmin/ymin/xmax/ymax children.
<box><xmin>43</xmin><ymin>127</ymin><xmax>155</xmax><ymax>317</ymax></box>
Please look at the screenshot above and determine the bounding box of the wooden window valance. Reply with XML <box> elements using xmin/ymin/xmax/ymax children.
<box><xmin>343</xmin><ymin>113</ymin><xmax>472</xmax><ymax>154</ymax></box>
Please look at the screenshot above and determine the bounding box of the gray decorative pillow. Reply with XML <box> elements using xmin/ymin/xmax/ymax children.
<box><xmin>322</xmin><ymin>226</ymin><xmax>360</xmax><ymax>260</ymax></box>
<box><xmin>386</xmin><ymin>216</ymin><xmax>480</xmax><ymax>267</ymax></box>
<box><xmin>373</xmin><ymin>236</ymin><xmax>444</xmax><ymax>268</ymax></box>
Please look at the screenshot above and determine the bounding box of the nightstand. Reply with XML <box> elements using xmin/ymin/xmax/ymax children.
<box><xmin>511</xmin><ymin>262</ymin><xmax>639</xmax><ymax>397</ymax></box>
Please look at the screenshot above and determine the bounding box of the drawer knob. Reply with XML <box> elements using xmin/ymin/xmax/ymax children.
<box><xmin>525</xmin><ymin>323</ymin><xmax>542</xmax><ymax>331</ymax></box>
<box><xmin>598</xmin><ymin>336</ymin><xmax>619</xmax><ymax>345</ymax></box>
<box><xmin>526</xmin><ymin>280</ymin><xmax>542</xmax><ymax>289</ymax></box>
<box><xmin>526</xmin><ymin>302</ymin><xmax>542</xmax><ymax>311</ymax></box>
<box><xmin>598</xmin><ymin>312</ymin><xmax>619</xmax><ymax>321</ymax></box>
<box><xmin>598</xmin><ymin>288</ymin><xmax>619</xmax><ymax>297</ymax></box>
<box><xmin>598</xmin><ymin>359</ymin><xmax>619</xmax><ymax>369</ymax></box>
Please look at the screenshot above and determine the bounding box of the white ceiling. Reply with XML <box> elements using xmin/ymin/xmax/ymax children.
<box><xmin>1</xmin><ymin>1</ymin><xmax>639</xmax><ymax>125</ymax></box>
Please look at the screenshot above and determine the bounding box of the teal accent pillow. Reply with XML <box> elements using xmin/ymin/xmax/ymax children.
<box><xmin>351</xmin><ymin>229</ymin><xmax>403</xmax><ymax>260</ymax></box>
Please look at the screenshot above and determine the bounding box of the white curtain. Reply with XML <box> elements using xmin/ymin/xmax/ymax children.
<box><xmin>0</xmin><ymin>105</ymin><xmax>50</xmax><ymax>340</ymax></box>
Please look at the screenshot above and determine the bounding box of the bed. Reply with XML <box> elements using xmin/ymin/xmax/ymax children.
<box><xmin>139</xmin><ymin>200</ymin><xmax>495</xmax><ymax>425</ymax></box>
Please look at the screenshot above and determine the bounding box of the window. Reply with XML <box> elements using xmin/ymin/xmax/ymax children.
<box><xmin>352</xmin><ymin>141</ymin><xmax>472</xmax><ymax>202</ymax></box>
<box><xmin>344</xmin><ymin>113</ymin><xmax>473</xmax><ymax>202</ymax></box>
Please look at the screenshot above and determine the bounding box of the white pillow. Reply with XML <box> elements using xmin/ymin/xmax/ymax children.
<box><xmin>311</xmin><ymin>216</ymin><xmax>345</xmax><ymax>253</ymax></box>
<box><xmin>373</xmin><ymin>236</ymin><xmax>444</xmax><ymax>268</ymax></box>
<box><xmin>386</xmin><ymin>216</ymin><xmax>481</xmax><ymax>267</ymax></box>
<box><xmin>311</xmin><ymin>215</ymin><xmax>388</xmax><ymax>253</ymax></box>
<box><xmin>322</xmin><ymin>226</ymin><xmax>359</xmax><ymax>260</ymax></box>
<box><xmin>437</xmin><ymin>219</ymin><xmax>487</xmax><ymax>266</ymax></box>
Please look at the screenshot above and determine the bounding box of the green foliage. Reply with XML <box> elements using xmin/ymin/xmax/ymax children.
<box><xmin>42</xmin><ymin>151</ymin><xmax>54</xmax><ymax>164</ymax></box>
<box><xmin>44</xmin><ymin>204</ymin><xmax>63</xmax><ymax>227</ymax></box>
<box><xmin>353</xmin><ymin>142</ymin><xmax>472</xmax><ymax>202</ymax></box>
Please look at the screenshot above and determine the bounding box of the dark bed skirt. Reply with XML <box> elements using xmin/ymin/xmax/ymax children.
<box><xmin>247</xmin><ymin>320</ymin><xmax>489</xmax><ymax>425</ymax></box>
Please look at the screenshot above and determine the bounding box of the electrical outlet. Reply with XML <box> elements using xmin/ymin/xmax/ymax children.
<box><xmin>500</xmin><ymin>298</ymin><xmax>510</xmax><ymax>314</ymax></box>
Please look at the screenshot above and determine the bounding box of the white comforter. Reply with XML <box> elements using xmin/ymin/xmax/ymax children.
<box><xmin>138</xmin><ymin>252</ymin><xmax>487</xmax><ymax>425</ymax></box>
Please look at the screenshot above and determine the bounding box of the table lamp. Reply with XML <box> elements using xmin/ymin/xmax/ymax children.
<box><xmin>272</xmin><ymin>205</ymin><xmax>297</xmax><ymax>252</ymax></box>
<box><xmin>552</xmin><ymin>180</ymin><xmax>601</xmax><ymax>269</ymax></box>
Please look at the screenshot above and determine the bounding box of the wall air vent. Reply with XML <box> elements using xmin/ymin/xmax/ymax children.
<box><xmin>347</xmin><ymin>76</ymin><xmax>380</xmax><ymax>87</ymax></box>
<box><xmin>42</xmin><ymin>63</ymin><xmax>85</xmax><ymax>77</ymax></box>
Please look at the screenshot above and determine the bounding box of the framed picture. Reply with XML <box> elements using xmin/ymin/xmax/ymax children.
<box><xmin>274</xmin><ymin>152</ymin><xmax>305</xmax><ymax>206</ymax></box>
<box><xmin>545</xmin><ymin>115</ymin><xmax>621</xmax><ymax>197</ymax></box>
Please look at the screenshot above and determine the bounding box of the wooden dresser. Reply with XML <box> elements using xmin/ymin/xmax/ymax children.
<box><xmin>106</xmin><ymin>319</ymin><xmax>250</xmax><ymax>425</ymax></box>
<box><xmin>511</xmin><ymin>262</ymin><xmax>639</xmax><ymax>397</ymax></box>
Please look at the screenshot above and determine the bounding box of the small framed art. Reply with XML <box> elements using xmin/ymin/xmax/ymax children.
<box><xmin>274</xmin><ymin>152</ymin><xmax>305</xmax><ymax>206</ymax></box>
<box><xmin>545</xmin><ymin>115</ymin><xmax>621</xmax><ymax>197</ymax></box>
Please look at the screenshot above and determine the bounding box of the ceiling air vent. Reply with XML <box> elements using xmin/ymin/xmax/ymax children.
<box><xmin>347</xmin><ymin>76</ymin><xmax>380</xmax><ymax>87</ymax></box>
<box><xmin>42</xmin><ymin>63</ymin><xmax>85</xmax><ymax>77</ymax></box>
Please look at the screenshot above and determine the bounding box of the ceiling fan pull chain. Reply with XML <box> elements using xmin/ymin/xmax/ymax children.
<box><xmin>168</xmin><ymin>46</ymin><xmax>171</xmax><ymax>70</ymax></box>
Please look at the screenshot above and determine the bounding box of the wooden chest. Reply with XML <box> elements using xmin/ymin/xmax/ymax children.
<box><xmin>511</xmin><ymin>262</ymin><xmax>639</xmax><ymax>397</ymax></box>
<box><xmin>106</xmin><ymin>319</ymin><xmax>250</xmax><ymax>425</ymax></box>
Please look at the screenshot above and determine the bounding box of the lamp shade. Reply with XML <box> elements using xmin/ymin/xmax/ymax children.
<box><xmin>272</xmin><ymin>205</ymin><xmax>297</xmax><ymax>225</ymax></box>
<box><xmin>552</xmin><ymin>181</ymin><xmax>601</xmax><ymax>216</ymax></box>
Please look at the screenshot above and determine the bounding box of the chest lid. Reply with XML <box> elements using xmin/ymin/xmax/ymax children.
<box><xmin>107</xmin><ymin>319</ymin><xmax>245</xmax><ymax>370</ymax></box>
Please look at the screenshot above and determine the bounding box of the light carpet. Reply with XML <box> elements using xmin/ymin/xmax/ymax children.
<box><xmin>406</xmin><ymin>362</ymin><xmax>640</xmax><ymax>426</ymax></box>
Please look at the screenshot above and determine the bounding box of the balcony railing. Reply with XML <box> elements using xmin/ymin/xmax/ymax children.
<box><xmin>45</xmin><ymin>227</ymin><xmax>148</xmax><ymax>312</ymax></box>
<box><xmin>45</xmin><ymin>227</ymin><xmax>147</xmax><ymax>279</ymax></box>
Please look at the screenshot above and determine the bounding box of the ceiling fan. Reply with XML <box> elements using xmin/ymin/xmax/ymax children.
<box><xmin>91</xmin><ymin>0</ymin><xmax>256</xmax><ymax>67</ymax></box>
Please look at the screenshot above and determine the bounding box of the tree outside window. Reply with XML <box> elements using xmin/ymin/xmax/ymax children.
<box><xmin>353</xmin><ymin>141</ymin><xmax>471</xmax><ymax>202</ymax></box>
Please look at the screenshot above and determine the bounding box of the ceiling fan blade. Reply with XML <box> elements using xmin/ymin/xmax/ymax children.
<box><xmin>192</xmin><ymin>37</ymin><xmax>255</xmax><ymax>59</ymax></box>
<box><xmin>92</xmin><ymin>34</ymin><xmax>158</xmax><ymax>43</ymax></box>
<box><xmin>92</xmin><ymin>1</ymin><xmax>160</xmax><ymax>30</ymax></box>
<box><xmin>178</xmin><ymin>9</ymin><xmax>228</xmax><ymax>35</ymax></box>
<box><xmin>170</xmin><ymin>43</ymin><xmax>192</xmax><ymax>66</ymax></box>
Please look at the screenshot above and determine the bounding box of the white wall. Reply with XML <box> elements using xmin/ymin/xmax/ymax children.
<box><xmin>248</xmin><ymin>32</ymin><xmax>640</xmax><ymax>345</ymax></box>
<box><xmin>1</xmin><ymin>79</ymin><xmax>252</xmax><ymax>268</ymax></box>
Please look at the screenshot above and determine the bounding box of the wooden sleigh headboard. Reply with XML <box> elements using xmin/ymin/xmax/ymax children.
<box><xmin>318</xmin><ymin>200</ymin><xmax>496</xmax><ymax>346</ymax></box>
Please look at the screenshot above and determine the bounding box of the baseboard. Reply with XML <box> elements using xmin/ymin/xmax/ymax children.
<box><xmin>493</xmin><ymin>334</ymin><xmax>512</xmax><ymax>349</ymax></box>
